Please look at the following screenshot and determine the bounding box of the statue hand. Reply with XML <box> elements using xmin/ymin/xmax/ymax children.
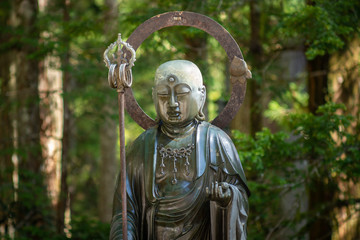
<box><xmin>206</xmin><ymin>181</ymin><xmax>232</xmax><ymax>207</ymax></box>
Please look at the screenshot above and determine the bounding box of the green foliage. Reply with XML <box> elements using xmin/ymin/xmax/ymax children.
<box><xmin>289</xmin><ymin>103</ymin><xmax>360</xmax><ymax>179</ymax></box>
<box><xmin>265</xmin><ymin>82</ymin><xmax>309</xmax><ymax>128</ymax></box>
<box><xmin>281</xmin><ymin>0</ymin><xmax>360</xmax><ymax>59</ymax></box>
<box><xmin>1</xmin><ymin>217</ymin><xmax>110</xmax><ymax>240</ymax></box>
<box><xmin>233</xmin><ymin>128</ymin><xmax>301</xmax><ymax>239</ymax></box>
<box><xmin>0</xmin><ymin>169</ymin><xmax>56</xmax><ymax>240</ymax></box>
<box><xmin>232</xmin><ymin>102</ymin><xmax>360</xmax><ymax>238</ymax></box>
<box><xmin>68</xmin><ymin>217</ymin><xmax>110</xmax><ymax>240</ymax></box>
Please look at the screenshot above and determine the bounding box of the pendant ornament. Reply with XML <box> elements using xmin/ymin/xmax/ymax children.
<box><xmin>157</xmin><ymin>144</ymin><xmax>195</xmax><ymax>184</ymax></box>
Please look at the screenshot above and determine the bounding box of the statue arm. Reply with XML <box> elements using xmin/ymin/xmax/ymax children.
<box><xmin>209</xmin><ymin>172</ymin><xmax>249</xmax><ymax>240</ymax></box>
<box><xmin>208</xmin><ymin>125</ymin><xmax>249</xmax><ymax>239</ymax></box>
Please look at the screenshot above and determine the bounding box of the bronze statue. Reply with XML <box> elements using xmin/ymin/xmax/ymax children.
<box><xmin>110</xmin><ymin>60</ymin><xmax>250</xmax><ymax>240</ymax></box>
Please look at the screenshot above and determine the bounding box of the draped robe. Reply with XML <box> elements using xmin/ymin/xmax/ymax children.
<box><xmin>110</xmin><ymin>121</ymin><xmax>250</xmax><ymax>240</ymax></box>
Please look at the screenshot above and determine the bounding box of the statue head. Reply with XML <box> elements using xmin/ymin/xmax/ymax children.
<box><xmin>152</xmin><ymin>60</ymin><xmax>206</xmax><ymax>127</ymax></box>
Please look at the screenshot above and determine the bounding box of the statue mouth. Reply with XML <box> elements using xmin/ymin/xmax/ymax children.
<box><xmin>167</xmin><ymin>111</ymin><xmax>181</xmax><ymax>119</ymax></box>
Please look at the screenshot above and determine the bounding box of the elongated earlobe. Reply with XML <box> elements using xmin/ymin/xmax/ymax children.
<box><xmin>196</xmin><ymin>86</ymin><xmax>206</xmax><ymax>121</ymax></box>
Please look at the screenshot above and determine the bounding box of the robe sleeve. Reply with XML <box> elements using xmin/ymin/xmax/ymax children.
<box><xmin>109</xmin><ymin>173</ymin><xmax>138</xmax><ymax>240</ymax></box>
<box><xmin>110</xmin><ymin>134</ymin><xmax>145</xmax><ymax>240</ymax></box>
<box><xmin>209</xmin><ymin>174</ymin><xmax>249</xmax><ymax>240</ymax></box>
<box><xmin>208</xmin><ymin>125</ymin><xmax>250</xmax><ymax>240</ymax></box>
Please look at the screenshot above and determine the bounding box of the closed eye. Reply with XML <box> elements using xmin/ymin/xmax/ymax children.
<box><xmin>175</xmin><ymin>84</ymin><xmax>191</xmax><ymax>96</ymax></box>
<box><xmin>157</xmin><ymin>92</ymin><xmax>169</xmax><ymax>96</ymax></box>
<box><xmin>156</xmin><ymin>85</ymin><xmax>169</xmax><ymax>96</ymax></box>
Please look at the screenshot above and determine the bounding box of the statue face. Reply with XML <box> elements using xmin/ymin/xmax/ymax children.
<box><xmin>153</xmin><ymin>60</ymin><xmax>205</xmax><ymax>126</ymax></box>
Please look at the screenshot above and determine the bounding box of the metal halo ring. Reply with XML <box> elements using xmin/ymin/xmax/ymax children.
<box><xmin>124</xmin><ymin>11</ymin><xmax>247</xmax><ymax>129</ymax></box>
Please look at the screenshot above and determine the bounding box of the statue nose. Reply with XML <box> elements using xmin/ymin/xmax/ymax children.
<box><xmin>169</xmin><ymin>94</ymin><xmax>179</xmax><ymax>107</ymax></box>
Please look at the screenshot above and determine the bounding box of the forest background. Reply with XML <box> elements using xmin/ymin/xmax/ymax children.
<box><xmin>1</xmin><ymin>0</ymin><xmax>360</xmax><ymax>239</ymax></box>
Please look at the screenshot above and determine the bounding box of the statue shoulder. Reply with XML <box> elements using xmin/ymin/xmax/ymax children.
<box><xmin>207</xmin><ymin>122</ymin><xmax>234</xmax><ymax>145</ymax></box>
<box><xmin>125</xmin><ymin>125</ymin><xmax>159</xmax><ymax>178</ymax></box>
<box><xmin>126</xmin><ymin>125</ymin><xmax>158</xmax><ymax>155</ymax></box>
<box><xmin>206</xmin><ymin>123</ymin><xmax>245</xmax><ymax>169</ymax></box>
<box><xmin>198</xmin><ymin>121</ymin><xmax>234</xmax><ymax>147</ymax></box>
<box><xmin>134</xmin><ymin>125</ymin><xmax>158</xmax><ymax>142</ymax></box>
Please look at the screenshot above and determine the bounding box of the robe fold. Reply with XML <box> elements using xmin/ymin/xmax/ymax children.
<box><xmin>110</xmin><ymin>121</ymin><xmax>250</xmax><ymax>240</ymax></box>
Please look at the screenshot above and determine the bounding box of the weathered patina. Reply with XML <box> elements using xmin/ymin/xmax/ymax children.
<box><xmin>110</xmin><ymin>60</ymin><xmax>250</xmax><ymax>240</ymax></box>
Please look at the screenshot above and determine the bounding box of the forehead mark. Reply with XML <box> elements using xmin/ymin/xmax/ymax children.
<box><xmin>167</xmin><ymin>75</ymin><xmax>177</xmax><ymax>83</ymax></box>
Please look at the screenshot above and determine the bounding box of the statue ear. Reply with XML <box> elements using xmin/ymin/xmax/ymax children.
<box><xmin>196</xmin><ymin>85</ymin><xmax>206</xmax><ymax>121</ymax></box>
<box><xmin>200</xmin><ymin>85</ymin><xmax>206</xmax><ymax>103</ymax></box>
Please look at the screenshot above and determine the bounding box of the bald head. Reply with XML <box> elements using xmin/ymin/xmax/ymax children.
<box><xmin>154</xmin><ymin>60</ymin><xmax>203</xmax><ymax>87</ymax></box>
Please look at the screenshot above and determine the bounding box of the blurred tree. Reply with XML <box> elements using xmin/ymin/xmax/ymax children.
<box><xmin>281</xmin><ymin>1</ymin><xmax>360</xmax><ymax>238</ymax></box>
<box><xmin>57</xmin><ymin>0</ymin><xmax>71</xmax><ymax>234</ymax></box>
<box><xmin>0</xmin><ymin>0</ymin><xmax>15</xmax><ymax>236</ymax></box>
<box><xmin>248</xmin><ymin>0</ymin><xmax>264</xmax><ymax>136</ymax></box>
<box><xmin>233</xmin><ymin>103</ymin><xmax>360</xmax><ymax>239</ymax></box>
<box><xmin>330</xmin><ymin>37</ymin><xmax>360</xmax><ymax>130</ymax></box>
<box><xmin>98</xmin><ymin>0</ymin><xmax>119</xmax><ymax>223</ymax></box>
<box><xmin>9</xmin><ymin>0</ymin><xmax>53</xmax><ymax>238</ymax></box>
<box><xmin>229</xmin><ymin>0</ymin><xmax>285</xmax><ymax>135</ymax></box>
<box><xmin>37</xmin><ymin>0</ymin><xmax>65</xmax><ymax>235</ymax></box>
<box><xmin>282</xmin><ymin>0</ymin><xmax>360</xmax><ymax>113</ymax></box>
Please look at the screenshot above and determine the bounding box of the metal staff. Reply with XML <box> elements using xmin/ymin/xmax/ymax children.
<box><xmin>104</xmin><ymin>34</ymin><xmax>136</xmax><ymax>240</ymax></box>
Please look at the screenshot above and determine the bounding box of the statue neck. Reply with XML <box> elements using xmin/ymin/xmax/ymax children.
<box><xmin>160</xmin><ymin>120</ymin><xmax>198</xmax><ymax>139</ymax></box>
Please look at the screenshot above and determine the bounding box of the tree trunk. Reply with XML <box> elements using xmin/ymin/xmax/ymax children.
<box><xmin>98</xmin><ymin>0</ymin><xmax>119</xmax><ymax>223</ymax></box>
<box><xmin>308</xmin><ymin>176</ymin><xmax>334</xmax><ymax>240</ymax></box>
<box><xmin>330</xmin><ymin>38</ymin><xmax>360</xmax><ymax>129</ymax></box>
<box><xmin>304</xmin><ymin>2</ymin><xmax>333</xmax><ymax>239</ymax></box>
<box><xmin>306</xmin><ymin>47</ymin><xmax>333</xmax><ymax>240</ymax></box>
<box><xmin>99</xmin><ymin>105</ymin><xmax>118</xmax><ymax>223</ymax></box>
<box><xmin>248</xmin><ymin>0</ymin><xmax>263</xmax><ymax>135</ymax></box>
<box><xmin>307</xmin><ymin>54</ymin><xmax>329</xmax><ymax>114</ymax></box>
<box><xmin>57</xmin><ymin>0</ymin><xmax>70</xmax><ymax>234</ymax></box>
<box><xmin>0</xmin><ymin>0</ymin><xmax>14</xmax><ymax>235</ymax></box>
<box><xmin>328</xmin><ymin>38</ymin><xmax>360</xmax><ymax>240</ymax></box>
<box><xmin>38</xmin><ymin>0</ymin><xmax>63</xmax><ymax>217</ymax></box>
<box><xmin>11</xmin><ymin>0</ymin><xmax>50</xmax><ymax>237</ymax></box>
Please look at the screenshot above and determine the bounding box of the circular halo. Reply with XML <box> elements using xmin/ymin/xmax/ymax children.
<box><xmin>124</xmin><ymin>11</ymin><xmax>247</xmax><ymax>129</ymax></box>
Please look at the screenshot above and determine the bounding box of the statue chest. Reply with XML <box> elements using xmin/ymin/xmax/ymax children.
<box><xmin>155</xmin><ymin>133</ymin><xmax>197</xmax><ymax>198</ymax></box>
